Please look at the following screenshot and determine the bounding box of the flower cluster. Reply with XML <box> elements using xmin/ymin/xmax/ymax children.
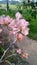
<box><xmin>0</xmin><ymin>12</ymin><xmax>29</xmax><ymax>65</ymax></box>
<box><xmin>0</xmin><ymin>12</ymin><xmax>29</xmax><ymax>43</ymax></box>
<box><xmin>9</xmin><ymin>12</ymin><xmax>29</xmax><ymax>40</ymax></box>
<box><xmin>16</xmin><ymin>48</ymin><xmax>29</xmax><ymax>59</ymax></box>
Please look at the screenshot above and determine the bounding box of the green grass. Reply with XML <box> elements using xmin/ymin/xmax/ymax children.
<box><xmin>0</xmin><ymin>4</ymin><xmax>17</xmax><ymax>10</ymax></box>
<box><xmin>0</xmin><ymin>7</ymin><xmax>37</xmax><ymax>40</ymax></box>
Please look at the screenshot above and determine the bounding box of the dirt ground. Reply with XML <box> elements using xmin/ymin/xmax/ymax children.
<box><xmin>17</xmin><ymin>36</ymin><xmax>37</xmax><ymax>65</ymax></box>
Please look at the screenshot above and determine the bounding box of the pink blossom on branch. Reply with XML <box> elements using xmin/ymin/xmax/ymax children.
<box><xmin>18</xmin><ymin>19</ymin><xmax>29</xmax><ymax>27</ymax></box>
<box><xmin>22</xmin><ymin>28</ymin><xmax>29</xmax><ymax>36</ymax></box>
<box><xmin>4</xmin><ymin>16</ymin><xmax>12</xmax><ymax>24</ymax></box>
<box><xmin>17</xmin><ymin>33</ymin><xmax>23</xmax><ymax>41</ymax></box>
<box><xmin>0</xmin><ymin>12</ymin><xmax>29</xmax><ymax>64</ymax></box>
<box><xmin>0</xmin><ymin>16</ymin><xmax>13</xmax><ymax>25</ymax></box>
<box><xmin>22</xmin><ymin>53</ymin><xmax>29</xmax><ymax>59</ymax></box>
<box><xmin>15</xmin><ymin>12</ymin><xmax>22</xmax><ymax>20</ymax></box>
<box><xmin>17</xmin><ymin>49</ymin><xmax>22</xmax><ymax>54</ymax></box>
<box><xmin>0</xmin><ymin>12</ymin><xmax>29</xmax><ymax>41</ymax></box>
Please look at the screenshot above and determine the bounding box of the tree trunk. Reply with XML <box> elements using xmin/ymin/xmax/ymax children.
<box><xmin>28</xmin><ymin>0</ymin><xmax>30</xmax><ymax>3</ymax></box>
<box><xmin>7</xmin><ymin>0</ymin><xmax>9</xmax><ymax>11</ymax></box>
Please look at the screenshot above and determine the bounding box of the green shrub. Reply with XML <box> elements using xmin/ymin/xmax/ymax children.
<box><xmin>22</xmin><ymin>8</ymin><xmax>37</xmax><ymax>40</ymax></box>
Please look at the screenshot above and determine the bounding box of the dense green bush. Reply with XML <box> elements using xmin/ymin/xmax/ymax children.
<box><xmin>0</xmin><ymin>9</ymin><xmax>17</xmax><ymax>18</ymax></box>
<box><xmin>22</xmin><ymin>8</ymin><xmax>37</xmax><ymax>40</ymax></box>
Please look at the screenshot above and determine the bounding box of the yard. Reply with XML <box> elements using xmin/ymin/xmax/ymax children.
<box><xmin>0</xmin><ymin>3</ymin><xmax>37</xmax><ymax>65</ymax></box>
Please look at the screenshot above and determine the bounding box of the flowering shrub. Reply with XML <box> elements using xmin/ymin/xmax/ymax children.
<box><xmin>0</xmin><ymin>12</ymin><xmax>29</xmax><ymax>65</ymax></box>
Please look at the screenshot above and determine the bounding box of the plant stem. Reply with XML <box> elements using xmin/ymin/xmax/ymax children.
<box><xmin>0</xmin><ymin>39</ymin><xmax>17</xmax><ymax>62</ymax></box>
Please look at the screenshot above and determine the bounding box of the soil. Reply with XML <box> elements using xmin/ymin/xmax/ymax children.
<box><xmin>17</xmin><ymin>36</ymin><xmax>37</xmax><ymax>65</ymax></box>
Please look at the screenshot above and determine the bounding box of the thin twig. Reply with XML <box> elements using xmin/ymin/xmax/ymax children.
<box><xmin>0</xmin><ymin>39</ymin><xmax>17</xmax><ymax>61</ymax></box>
<box><xmin>5</xmin><ymin>54</ymin><xmax>16</xmax><ymax>60</ymax></box>
<box><xmin>5</xmin><ymin>60</ymin><xmax>12</xmax><ymax>65</ymax></box>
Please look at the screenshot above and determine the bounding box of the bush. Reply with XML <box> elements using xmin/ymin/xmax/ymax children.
<box><xmin>22</xmin><ymin>8</ymin><xmax>37</xmax><ymax>40</ymax></box>
<box><xmin>0</xmin><ymin>9</ymin><xmax>17</xmax><ymax>18</ymax></box>
<box><xmin>0</xmin><ymin>12</ymin><xmax>29</xmax><ymax>65</ymax></box>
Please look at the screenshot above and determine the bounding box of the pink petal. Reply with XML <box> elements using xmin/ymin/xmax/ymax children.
<box><xmin>17</xmin><ymin>49</ymin><xmax>22</xmax><ymax>54</ymax></box>
<box><xmin>22</xmin><ymin>28</ymin><xmax>29</xmax><ymax>35</ymax></box>
<box><xmin>15</xmin><ymin>12</ymin><xmax>22</xmax><ymax>19</ymax></box>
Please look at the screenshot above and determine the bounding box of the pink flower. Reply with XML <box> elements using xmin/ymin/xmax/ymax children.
<box><xmin>0</xmin><ymin>29</ymin><xmax>2</xmax><ymax>33</ymax></box>
<box><xmin>4</xmin><ymin>16</ymin><xmax>12</xmax><ymax>24</ymax></box>
<box><xmin>15</xmin><ymin>12</ymin><xmax>22</xmax><ymax>20</ymax></box>
<box><xmin>0</xmin><ymin>16</ymin><xmax>13</xmax><ymax>25</ymax></box>
<box><xmin>22</xmin><ymin>28</ymin><xmax>29</xmax><ymax>35</ymax></box>
<box><xmin>17</xmin><ymin>33</ymin><xmax>23</xmax><ymax>41</ymax></box>
<box><xmin>9</xmin><ymin>19</ymin><xmax>20</xmax><ymax>34</ymax></box>
<box><xmin>17</xmin><ymin>19</ymin><xmax>29</xmax><ymax>27</ymax></box>
<box><xmin>8</xmin><ymin>19</ymin><xmax>16</xmax><ymax>28</ymax></box>
<box><xmin>17</xmin><ymin>49</ymin><xmax>22</xmax><ymax>54</ymax></box>
<box><xmin>12</xmin><ymin>29</ymin><xmax>20</xmax><ymax>34</ymax></box>
<box><xmin>9</xmin><ymin>17</ymin><xmax>29</xmax><ymax>37</ymax></box>
<box><xmin>22</xmin><ymin>53</ymin><xmax>29</xmax><ymax>59</ymax></box>
<box><xmin>24</xmin><ymin>28</ymin><xmax>29</xmax><ymax>35</ymax></box>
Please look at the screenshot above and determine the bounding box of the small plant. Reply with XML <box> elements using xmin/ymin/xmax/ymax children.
<box><xmin>0</xmin><ymin>12</ymin><xmax>29</xmax><ymax>65</ymax></box>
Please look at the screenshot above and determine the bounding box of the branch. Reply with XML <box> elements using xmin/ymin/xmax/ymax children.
<box><xmin>0</xmin><ymin>47</ymin><xmax>9</xmax><ymax>61</ymax></box>
<box><xmin>5</xmin><ymin>60</ymin><xmax>12</xmax><ymax>65</ymax></box>
<box><xmin>0</xmin><ymin>39</ymin><xmax>17</xmax><ymax>62</ymax></box>
<box><xmin>5</xmin><ymin>54</ymin><xmax>16</xmax><ymax>60</ymax></box>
